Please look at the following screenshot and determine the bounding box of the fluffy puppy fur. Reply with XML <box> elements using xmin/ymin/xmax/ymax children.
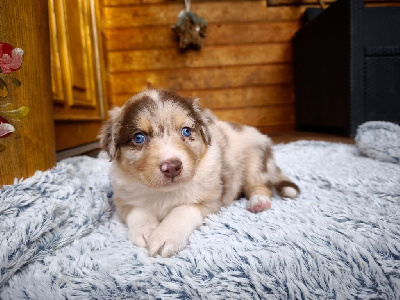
<box><xmin>100</xmin><ymin>89</ymin><xmax>300</xmax><ymax>257</ymax></box>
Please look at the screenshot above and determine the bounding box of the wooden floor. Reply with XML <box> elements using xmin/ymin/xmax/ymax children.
<box><xmin>268</xmin><ymin>131</ymin><xmax>354</xmax><ymax>145</ymax></box>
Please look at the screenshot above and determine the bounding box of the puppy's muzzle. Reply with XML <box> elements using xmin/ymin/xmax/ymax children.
<box><xmin>160</xmin><ymin>159</ymin><xmax>182</xmax><ymax>179</ymax></box>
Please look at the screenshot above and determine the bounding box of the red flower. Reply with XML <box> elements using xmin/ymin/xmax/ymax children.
<box><xmin>0</xmin><ymin>116</ymin><xmax>14</xmax><ymax>138</ymax></box>
<box><xmin>0</xmin><ymin>42</ymin><xmax>24</xmax><ymax>74</ymax></box>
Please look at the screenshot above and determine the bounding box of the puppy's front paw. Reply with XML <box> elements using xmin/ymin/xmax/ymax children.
<box><xmin>147</xmin><ymin>227</ymin><xmax>188</xmax><ymax>258</ymax></box>
<box><xmin>128</xmin><ymin>223</ymin><xmax>158</xmax><ymax>248</ymax></box>
<box><xmin>247</xmin><ymin>195</ymin><xmax>271</xmax><ymax>213</ymax></box>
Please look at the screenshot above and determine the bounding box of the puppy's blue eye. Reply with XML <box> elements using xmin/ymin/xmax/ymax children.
<box><xmin>133</xmin><ymin>132</ymin><xmax>146</xmax><ymax>144</ymax></box>
<box><xmin>181</xmin><ymin>127</ymin><xmax>192</xmax><ymax>137</ymax></box>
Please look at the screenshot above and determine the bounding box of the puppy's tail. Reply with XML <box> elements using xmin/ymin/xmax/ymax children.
<box><xmin>274</xmin><ymin>178</ymin><xmax>300</xmax><ymax>199</ymax></box>
<box><xmin>269</xmin><ymin>164</ymin><xmax>300</xmax><ymax>199</ymax></box>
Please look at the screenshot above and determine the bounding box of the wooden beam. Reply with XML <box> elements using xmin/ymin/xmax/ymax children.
<box><xmin>107</xmin><ymin>44</ymin><xmax>292</xmax><ymax>72</ymax></box>
<box><xmin>103</xmin><ymin>3</ymin><xmax>307</xmax><ymax>28</ymax></box>
<box><xmin>110</xmin><ymin>85</ymin><xmax>295</xmax><ymax>108</ymax></box>
<box><xmin>104</xmin><ymin>22</ymin><xmax>300</xmax><ymax>50</ymax></box>
<box><xmin>109</xmin><ymin>64</ymin><xmax>293</xmax><ymax>94</ymax></box>
<box><xmin>213</xmin><ymin>105</ymin><xmax>295</xmax><ymax>127</ymax></box>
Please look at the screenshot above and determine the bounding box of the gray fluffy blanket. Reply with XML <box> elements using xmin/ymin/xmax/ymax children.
<box><xmin>356</xmin><ymin>121</ymin><xmax>400</xmax><ymax>164</ymax></box>
<box><xmin>1</xmin><ymin>138</ymin><xmax>399</xmax><ymax>299</ymax></box>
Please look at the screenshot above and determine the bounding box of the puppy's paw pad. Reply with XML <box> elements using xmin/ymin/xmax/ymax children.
<box><xmin>247</xmin><ymin>195</ymin><xmax>271</xmax><ymax>213</ymax></box>
<box><xmin>147</xmin><ymin>230</ymin><xmax>187</xmax><ymax>258</ymax></box>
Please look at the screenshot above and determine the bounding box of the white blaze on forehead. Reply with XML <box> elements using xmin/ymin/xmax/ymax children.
<box><xmin>153</xmin><ymin>92</ymin><xmax>195</xmax><ymax>130</ymax></box>
<box><xmin>159</xmin><ymin>141</ymin><xmax>185</xmax><ymax>162</ymax></box>
<box><xmin>128</xmin><ymin>89</ymin><xmax>160</xmax><ymax>108</ymax></box>
<box><xmin>127</xmin><ymin>89</ymin><xmax>195</xmax><ymax>138</ymax></box>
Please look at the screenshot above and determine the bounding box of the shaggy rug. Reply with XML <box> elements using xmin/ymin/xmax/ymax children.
<box><xmin>1</xmin><ymin>139</ymin><xmax>399</xmax><ymax>299</ymax></box>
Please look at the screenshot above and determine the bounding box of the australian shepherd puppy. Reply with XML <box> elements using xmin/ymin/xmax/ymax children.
<box><xmin>100</xmin><ymin>89</ymin><xmax>300</xmax><ymax>257</ymax></box>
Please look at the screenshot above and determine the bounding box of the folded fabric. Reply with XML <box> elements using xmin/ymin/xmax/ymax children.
<box><xmin>356</xmin><ymin>121</ymin><xmax>400</xmax><ymax>164</ymax></box>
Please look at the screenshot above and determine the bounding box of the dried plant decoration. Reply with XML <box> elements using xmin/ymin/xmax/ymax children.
<box><xmin>0</xmin><ymin>42</ymin><xmax>29</xmax><ymax>152</ymax></box>
<box><xmin>172</xmin><ymin>0</ymin><xmax>207</xmax><ymax>50</ymax></box>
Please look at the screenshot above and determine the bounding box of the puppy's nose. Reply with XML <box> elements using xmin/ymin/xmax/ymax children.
<box><xmin>160</xmin><ymin>159</ymin><xmax>182</xmax><ymax>179</ymax></box>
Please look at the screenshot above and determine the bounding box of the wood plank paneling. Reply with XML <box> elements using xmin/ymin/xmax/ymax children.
<box><xmin>267</xmin><ymin>0</ymin><xmax>400</xmax><ymax>5</ymax></box>
<box><xmin>190</xmin><ymin>85</ymin><xmax>295</xmax><ymax>109</ymax></box>
<box><xmin>55</xmin><ymin>121</ymin><xmax>103</xmax><ymax>150</ymax></box>
<box><xmin>103</xmin><ymin>2</ymin><xmax>307</xmax><ymax>28</ymax></box>
<box><xmin>102</xmin><ymin>0</ymin><xmax>400</xmax><ymax>6</ymax></box>
<box><xmin>109</xmin><ymin>64</ymin><xmax>293</xmax><ymax>94</ymax></box>
<box><xmin>111</xmin><ymin>85</ymin><xmax>295</xmax><ymax>108</ymax></box>
<box><xmin>213</xmin><ymin>105</ymin><xmax>295</xmax><ymax>127</ymax></box>
<box><xmin>101</xmin><ymin>0</ymin><xmax>305</xmax><ymax>133</ymax></box>
<box><xmin>108</xmin><ymin>44</ymin><xmax>292</xmax><ymax>72</ymax></box>
<box><xmin>104</xmin><ymin>0</ymin><xmax>275</xmax><ymax>5</ymax></box>
<box><xmin>104</xmin><ymin>22</ymin><xmax>299</xmax><ymax>50</ymax></box>
<box><xmin>101</xmin><ymin>0</ymin><xmax>400</xmax><ymax>134</ymax></box>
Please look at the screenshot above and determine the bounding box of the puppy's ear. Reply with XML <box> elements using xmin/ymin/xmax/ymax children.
<box><xmin>192</xmin><ymin>98</ymin><xmax>214</xmax><ymax>146</ymax></box>
<box><xmin>200</xmin><ymin>125</ymin><xmax>212</xmax><ymax>146</ymax></box>
<box><xmin>99</xmin><ymin>107</ymin><xmax>123</xmax><ymax>161</ymax></box>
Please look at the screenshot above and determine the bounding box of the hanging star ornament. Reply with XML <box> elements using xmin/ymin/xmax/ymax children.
<box><xmin>172</xmin><ymin>7</ymin><xmax>207</xmax><ymax>50</ymax></box>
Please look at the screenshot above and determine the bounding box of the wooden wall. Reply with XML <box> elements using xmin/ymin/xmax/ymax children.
<box><xmin>101</xmin><ymin>0</ymin><xmax>308</xmax><ymax>133</ymax></box>
<box><xmin>100</xmin><ymin>0</ymin><xmax>400</xmax><ymax>133</ymax></box>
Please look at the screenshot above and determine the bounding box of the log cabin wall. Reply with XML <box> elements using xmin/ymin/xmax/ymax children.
<box><xmin>100</xmin><ymin>0</ymin><xmax>398</xmax><ymax>133</ymax></box>
<box><xmin>101</xmin><ymin>0</ymin><xmax>306</xmax><ymax>133</ymax></box>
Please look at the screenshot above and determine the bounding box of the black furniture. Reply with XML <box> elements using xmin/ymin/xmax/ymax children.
<box><xmin>294</xmin><ymin>0</ymin><xmax>400</xmax><ymax>137</ymax></box>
